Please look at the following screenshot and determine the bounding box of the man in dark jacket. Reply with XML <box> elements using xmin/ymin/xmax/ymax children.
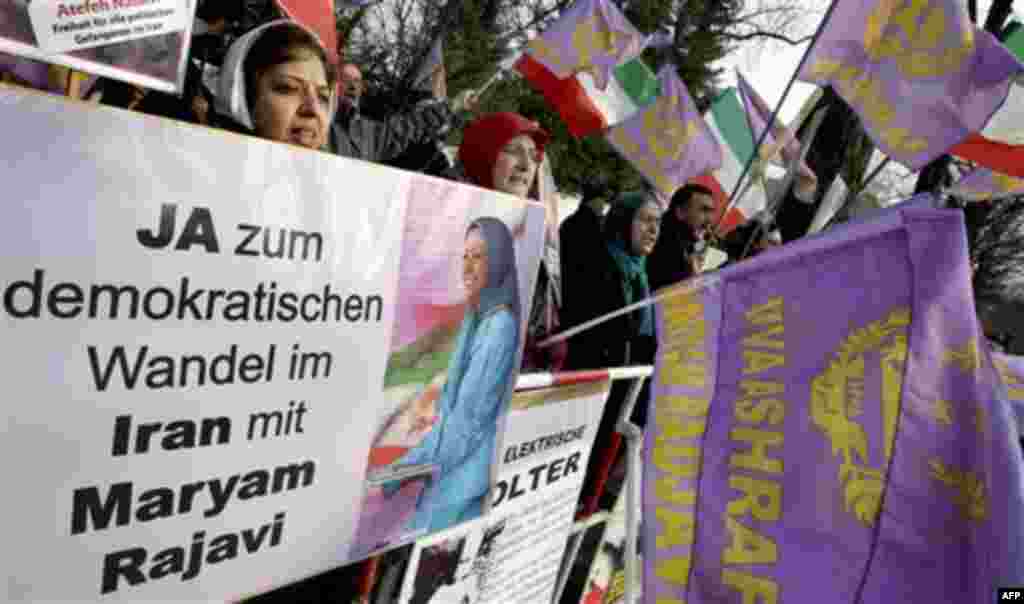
<box><xmin>330</xmin><ymin>62</ymin><xmax>467</xmax><ymax>163</ymax></box>
<box><xmin>560</xmin><ymin>178</ymin><xmax>613</xmax><ymax>332</ymax></box>
<box><xmin>646</xmin><ymin>183</ymin><xmax>715</xmax><ymax>292</ymax></box>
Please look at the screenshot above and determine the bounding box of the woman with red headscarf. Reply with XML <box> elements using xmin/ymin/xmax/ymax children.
<box><xmin>455</xmin><ymin>112</ymin><xmax>568</xmax><ymax>372</ymax></box>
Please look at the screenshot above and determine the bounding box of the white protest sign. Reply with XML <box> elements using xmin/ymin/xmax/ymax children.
<box><xmin>397</xmin><ymin>381</ymin><xmax>610</xmax><ymax>604</ymax></box>
<box><xmin>28</xmin><ymin>0</ymin><xmax>189</xmax><ymax>54</ymax></box>
<box><xmin>0</xmin><ymin>1</ymin><xmax>196</xmax><ymax>92</ymax></box>
<box><xmin>0</xmin><ymin>85</ymin><xmax>545</xmax><ymax>602</ymax></box>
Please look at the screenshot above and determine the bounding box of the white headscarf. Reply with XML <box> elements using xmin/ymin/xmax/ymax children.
<box><xmin>215</xmin><ymin>19</ymin><xmax>338</xmax><ymax>131</ymax></box>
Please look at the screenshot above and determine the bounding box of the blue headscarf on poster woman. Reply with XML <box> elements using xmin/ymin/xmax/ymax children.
<box><xmin>386</xmin><ymin>217</ymin><xmax>521</xmax><ymax>532</ymax></box>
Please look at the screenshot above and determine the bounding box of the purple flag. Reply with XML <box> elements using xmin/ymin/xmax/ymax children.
<box><xmin>605</xmin><ymin>65</ymin><xmax>722</xmax><ymax>197</ymax></box>
<box><xmin>948</xmin><ymin>167</ymin><xmax>1024</xmax><ymax>201</ymax></box>
<box><xmin>993</xmin><ymin>352</ymin><xmax>1024</xmax><ymax>434</ymax></box>
<box><xmin>646</xmin><ymin>207</ymin><xmax>1024</xmax><ymax>602</ymax></box>
<box><xmin>524</xmin><ymin>0</ymin><xmax>646</xmax><ymax>90</ymax></box>
<box><xmin>798</xmin><ymin>1</ymin><xmax>1023</xmax><ymax>170</ymax></box>
<box><xmin>736</xmin><ymin>71</ymin><xmax>802</xmax><ymax>165</ymax></box>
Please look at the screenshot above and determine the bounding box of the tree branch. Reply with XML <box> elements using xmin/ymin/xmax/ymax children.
<box><xmin>722</xmin><ymin>30</ymin><xmax>814</xmax><ymax>45</ymax></box>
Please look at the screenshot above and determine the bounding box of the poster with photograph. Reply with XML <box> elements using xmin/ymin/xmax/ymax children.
<box><xmin>0</xmin><ymin>86</ymin><xmax>545</xmax><ymax>602</ymax></box>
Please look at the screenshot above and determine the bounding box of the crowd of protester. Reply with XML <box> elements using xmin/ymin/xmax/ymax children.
<box><xmin>3</xmin><ymin>5</ymin><xmax>1020</xmax><ymax>602</ymax></box>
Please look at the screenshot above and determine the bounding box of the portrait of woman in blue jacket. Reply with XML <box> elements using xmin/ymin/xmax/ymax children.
<box><xmin>385</xmin><ymin>216</ymin><xmax>521</xmax><ymax>533</ymax></box>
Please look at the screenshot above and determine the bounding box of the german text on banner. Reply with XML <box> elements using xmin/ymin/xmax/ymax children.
<box><xmin>645</xmin><ymin>207</ymin><xmax>1024</xmax><ymax>602</ymax></box>
<box><xmin>522</xmin><ymin>0</ymin><xmax>645</xmax><ymax>91</ymax></box>
<box><xmin>0</xmin><ymin>85</ymin><xmax>546</xmax><ymax>602</ymax></box>
<box><xmin>605</xmin><ymin>65</ymin><xmax>722</xmax><ymax>197</ymax></box>
<box><xmin>798</xmin><ymin>0</ymin><xmax>1022</xmax><ymax>170</ymax></box>
<box><xmin>396</xmin><ymin>381</ymin><xmax>610</xmax><ymax>604</ymax></box>
<box><xmin>0</xmin><ymin>0</ymin><xmax>197</xmax><ymax>93</ymax></box>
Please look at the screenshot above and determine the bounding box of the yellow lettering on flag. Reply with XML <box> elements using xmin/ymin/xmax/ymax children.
<box><xmin>656</xmin><ymin>507</ymin><xmax>696</xmax><ymax>549</ymax></box>
<box><xmin>729</xmin><ymin>428</ymin><xmax>784</xmax><ymax>474</ymax></box>
<box><xmin>739</xmin><ymin>380</ymin><xmax>784</xmax><ymax>398</ymax></box>
<box><xmin>655</xmin><ymin>480</ymin><xmax>696</xmax><ymax>506</ymax></box>
<box><xmin>654</xmin><ymin>441</ymin><xmax>702</xmax><ymax>478</ymax></box>
<box><xmin>723</xmin><ymin>516</ymin><xmax>778</xmax><ymax>565</ymax></box>
<box><xmin>657</xmin><ymin>394</ymin><xmax>710</xmax><ymax>417</ymax></box>
<box><xmin>656</xmin><ymin>556</ymin><xmax>692</xmax><ymax>586</ymax></box>
<box><xmin>744</xmin><ymin>297</ymin><xmax>784</xmax><ymax>325</ymax></box>
<box><xmin>742</xmin><ymin>350</ymin><xmax>786</xmax><ymax>375</ymax></box>
<box><xmin>743</xmin><ymin>324</ymin><xmax>785</xmax><ymax>350</ymax></box>
<box><xmin>929</xmin><ymin>399</ymin><xmax>954</xmax><ymax>426</ymax></box>
<box><xmin>657</xmin><ymin>413</ymin><xmax>707</xmax><ymax>441</ymax></box>
<box><xmin>735</xmin><ymin>397</ymin><xmax>785</xmax><ymax>426</ymax></box>
<box><xmin>661</xmin><ymin>350</ymin><xmax>707</xmax><ymax>388</ymax></box>
<box><xmin>527</xmin><ymin>37</ymin><xmax>564</xmax><ymax>71</ymax></box>
<box><xmin>944</xmin><ymin>339</ymin><xmax>981</xmax><ymax>374</ymax></box>
<box><xmin>727</xmin><ymin>475</ymin><xmax>782</xmax><ymax>521</ymax></box>
<box><xmin>571</xmin><ymin>16</ymin><xmax>624</xmax><ymax>72</ymax></box>
<box><xmin>722</xmin><ymin>570</ymin><xmax>779</xmax><ymax>604</ymax></box>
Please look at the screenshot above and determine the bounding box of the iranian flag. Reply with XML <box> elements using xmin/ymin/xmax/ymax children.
<box><xmin>704</xmin><ymin>88</ymin><xmax>768</xmax><ymax>233</ymax></box>
<box><xmin>515</xmin><ymin>54</ymin><xmax>659</xmax><ymax>138</ymax></box>
<box><xmin>950</xmin><ymin>21</ymin><xmax>1024</xmax><ymax>177</ymax></box>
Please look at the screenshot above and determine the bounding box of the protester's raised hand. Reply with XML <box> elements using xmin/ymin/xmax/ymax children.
<box><xmin>431</xmin><ymin>67</ymin><xmax>447</xmax><ymax>100</ymax></box>
<box><xmin>451</xmin><ymin>89</ymin><xmax>479</xmax><ymax>113</ymax></box>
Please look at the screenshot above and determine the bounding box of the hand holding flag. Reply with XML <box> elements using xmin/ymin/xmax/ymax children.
<box><xmin>737</xmin><ymin>71</ymin><xmax>817</xmax><ymax>202</ymax></box>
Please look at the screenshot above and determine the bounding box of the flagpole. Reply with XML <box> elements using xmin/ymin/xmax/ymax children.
<box><xmin>713</xmin><ymin>0</ymin><xmax>840</xmax><ymax>234</ymax></box>
<box><xmin>537</xmin><ymin>276</ymin><xmax>718</xmax><ymax>349</ymax></box>
<box><xmin>821</xmin><ymin>156</ymin><xmax>892</xmax><ymax>230</ymax></box>
<box><xmin>738</xmin><ymin>105</ymin><xmax>828</xmax><ymax>259</ymax></box>
<box><xmin>474</xmin><ymin>66</ymin><xmax>508</xmax><ymax>101</ymax></box>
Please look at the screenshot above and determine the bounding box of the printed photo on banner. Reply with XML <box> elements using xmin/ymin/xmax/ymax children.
<box><xmin>0</xmin><ymin>0</ymin><xmax>197</xmax><ymax>93</ymax></box>
<box><xmin>395</xmin><ymin>380</ymin><xmax>611</xmax><ymax>604</ymax></box>
<box><xmin>0</xmin><ymin>85</ymin><xmax>546</xmax><ymax>602</ymax></box>
<box><xmin>351</xmin><ymin>176</ymin><xmax>547</xmax><ymax>559</ymax></box>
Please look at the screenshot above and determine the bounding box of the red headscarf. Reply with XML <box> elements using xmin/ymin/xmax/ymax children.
<box><xmin>458</xmin><ymin>112</ymin><xmax>550</xmax><ymax>191</ymax></box>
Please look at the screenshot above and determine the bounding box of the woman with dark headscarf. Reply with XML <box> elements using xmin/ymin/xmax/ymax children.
<box><xmin>387</xmin><ymin>217</ymin><xmax>521</xmax><ymax>532</ymax></box>
<box><xmin>562</xmin><ymin>191</ymin><xmax>662</xmax><ymax>514</ymax></box>
<box><xmin>456</xmin><ymin>112</ymin><xmax>568</xmax><ymax>371</ymax></box>
<box><xmin>564</xmin><ymin>191</ymin><xmax>661</xmax><ymax>372</ymax></box>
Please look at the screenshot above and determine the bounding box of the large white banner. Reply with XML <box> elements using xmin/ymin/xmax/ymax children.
<box><xmin>397</xmin><ymin>381</ymin><xmax>610</xmax><ymax>604</ymax></box>
<box><xmin>0</xmin><ymin>84</ymin><xmax>546</xmax><ymax>602</ymax></box>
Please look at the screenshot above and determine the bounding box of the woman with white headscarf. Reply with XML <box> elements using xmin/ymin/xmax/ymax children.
<box><xmin>213</xmin><ymin>19</ymin><xmax>337</xmax><ymax>150</ymax></box>
<box><xmin>386</xmin><ymin>217</ymin><xmax>521</xmax><ymax>532</ymax></box>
